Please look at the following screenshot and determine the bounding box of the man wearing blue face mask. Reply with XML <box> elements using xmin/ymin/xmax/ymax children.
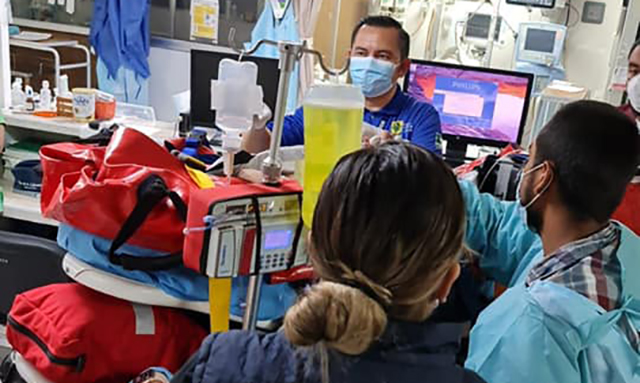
<box><xmin>243</xmin><ymin>16</ymin><xmax>442</xmax><ymax>155</ymax></box>
<box><xmin>460</xmin><ymin>100</ymin><xmax>640</xmax><ymax>383</ymax></box>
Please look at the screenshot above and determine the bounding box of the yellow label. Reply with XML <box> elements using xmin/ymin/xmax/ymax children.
<box><xmin>185</xmin><ymin>166</ymin><xmax>215</xmax><ymax>189</ymax></box>
<box><xmin>209</xmin><ymin>278</ymin><xmax>232</xmax><ymax>333</ymax></box>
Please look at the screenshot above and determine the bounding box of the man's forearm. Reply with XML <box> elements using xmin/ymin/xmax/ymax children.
<box><xmin>241</xmin><ymin>128</ymin><xmax>271</xmax><ymax>154</ymax></box>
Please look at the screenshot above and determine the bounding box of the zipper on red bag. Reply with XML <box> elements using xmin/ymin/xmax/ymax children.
<box><xmin>7</xmin><ymin>316</ymin><xmax>85</xmax><ymax>372</ymax></box>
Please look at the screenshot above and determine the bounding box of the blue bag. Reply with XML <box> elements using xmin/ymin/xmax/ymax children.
<box><xmin>58</xmin><ymin>224</ymin><xmax>297</xmax><ymax>321</ymax></box>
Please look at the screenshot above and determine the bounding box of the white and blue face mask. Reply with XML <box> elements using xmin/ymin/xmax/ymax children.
<box><xmin>349</xmin><ymin>57</ymin><xmax>398</xmax><ymax>98</ymax></box>
<box><xmin>516</xmin><ymin>163</ymin><xmax>551</xmax><ymax>233</ymax></box>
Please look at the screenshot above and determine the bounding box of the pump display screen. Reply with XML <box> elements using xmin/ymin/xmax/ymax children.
<box><xmin>264</xmin><ymin>230</ymin><xmax>293</xmax><ymax>250</ymax></box>
<box><xmin>524</xmin><ymin>29</ymin><xmax>556</xmax><ymax>53</ymax></box>
<box><xmin>405</xmin><ymin>61</ymin><xmax>533</xmax><ymax>145</ymax></box>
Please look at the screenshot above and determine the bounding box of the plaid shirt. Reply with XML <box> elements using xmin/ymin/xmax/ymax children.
<box><xmin>526</xmin><ymin>223</ymin><xmax>622</xmax><ymax>311</ymax></box>
<box><xmin>526</xmin><ymin>223</ymin><xmax>640</xmax><ymax>349</ymax></box>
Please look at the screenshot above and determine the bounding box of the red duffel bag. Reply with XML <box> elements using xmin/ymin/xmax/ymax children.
<box><xmin>6</xmin><ymin>283</ymin><xmax>207</xmax><ymax>383</ymax></box>
<box><xmin>40</xmin><ymin>128</ymin><xmax>200</xmax><ymax>255</ymax></box>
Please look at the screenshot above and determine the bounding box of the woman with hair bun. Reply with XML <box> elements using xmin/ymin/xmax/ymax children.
<box><xmin>173</xmin><ymin>142</ymin><xmax>485</xmax><ymax>383</ymax></box>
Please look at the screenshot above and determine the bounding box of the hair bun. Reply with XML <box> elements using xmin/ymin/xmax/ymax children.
<box><xmin>284</xmin><ymin>282</ymin><xmax>388</xmax><ymax>355</ymax></box>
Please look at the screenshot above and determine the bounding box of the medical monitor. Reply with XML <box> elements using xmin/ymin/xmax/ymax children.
<box><xmin>191</xmin><ymin>50</ymin><xmax>279</xmax><ymax>129</ymax></box>
<box><xmin>464</xmin><ymin>13</ymin><xmax>502</xmax><ymax>43</ymax></box>
<box><xmin>506</xmin><ymin>0</ymin><xmax>555</xmax><ymax>8</ymax></box>
<box><xmin>404</xmin><ymin>60</ymin><xmax>534</xmax><ymax>157</ymax></box>
<box><xmin>515</xmin><ymin>23</ymin><xmax>567</xmax><ymax>67</ymax></box>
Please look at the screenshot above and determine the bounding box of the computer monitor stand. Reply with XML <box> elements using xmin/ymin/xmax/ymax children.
<box><xmin>444</xmin><ymin>139</ymin><xmax>469</xmax><ymax>167</ymax></box>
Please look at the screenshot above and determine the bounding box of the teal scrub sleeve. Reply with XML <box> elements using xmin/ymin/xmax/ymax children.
<box><xmin>466</xmin><ymin>310</ymin><xmax>580</xmax><ymax>383</ymax></box>
<box><xmin>459</xmin><ymin>180</ymin><xmax>541</xmax><ymax>286</ymax></box>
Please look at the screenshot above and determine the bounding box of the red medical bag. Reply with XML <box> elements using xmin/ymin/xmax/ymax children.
<box><xmin>40</xmin><ymin>128</ymin><xmax>200</xmax><ymax>255</ymax></box>
<box><xmin>7</xmin><ymin>283</ymin><xmax>207</xmax><ymax>383</ymax></box>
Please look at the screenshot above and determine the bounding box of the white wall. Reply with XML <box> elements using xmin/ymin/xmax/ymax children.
<box><xmin>564</xmin><ymin>0</ymin><xmax>625</xmax><ymax>100</ymax></box>
<box><xmin>148</xmin><ymin>46</ymin><xmax>191</xmax><ymax>122</ymax></box>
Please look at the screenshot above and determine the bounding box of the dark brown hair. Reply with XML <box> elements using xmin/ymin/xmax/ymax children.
<box><xmin>284</xmin><ymin>142</ymin><xmax>466</xmax><ymax>356</ymax></box>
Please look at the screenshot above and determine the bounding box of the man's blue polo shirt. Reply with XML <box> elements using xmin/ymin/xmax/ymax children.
<box><xmin>268</xmin><ymin>87</ymin><xmax>442</xmax><ymax>155</ymax></box>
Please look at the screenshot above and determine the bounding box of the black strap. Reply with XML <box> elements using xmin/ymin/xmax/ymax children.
<box><xmin>251</xmin><ymin>197</ymin><xmax>263</xmax><ymax>275</ymax></box>
<box><xmin>74</xmin><ymin>124</ymin><xmax>119</xmax><ymax>146</ymax></box>
<box><xmin>108</xmin><ymin>174</ymin><xmax>186</xmax><ymax>271</ymax></box>
<box><xmin>287</xmin><ymin>193</ymin><xmax>304</xmax><ymax>269</ymax></box>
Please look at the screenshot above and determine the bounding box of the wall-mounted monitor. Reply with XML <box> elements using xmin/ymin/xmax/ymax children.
<box><xmin>506</xmin><ymin>0</ymin><xmax>555</xmax><ymax>8</ymax></box>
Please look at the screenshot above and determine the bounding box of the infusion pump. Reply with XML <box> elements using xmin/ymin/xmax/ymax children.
<box><xmin>202</xmin><ymin>193</ymin><xmax>308</xmax><ymax>279</ymax></box>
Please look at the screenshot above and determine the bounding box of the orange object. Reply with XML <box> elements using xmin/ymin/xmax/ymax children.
<box><xmin>95</xmin><ymin>99</ymin><xmax>116</xmax><ymax>120</ymax></box>
<box><xmin>33</xmin><ymin>111</ymin><xmax>58</xmax><ymax>118</ymax></box>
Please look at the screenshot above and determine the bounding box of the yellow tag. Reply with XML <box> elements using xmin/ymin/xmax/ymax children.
<box><xmin>185</xmin><ymin>166</ymin><xmax>215</xmax><ymax>189</ymax></box>
<box><xmin>209</xmin><ymin>278</ymin><xmax>232</xmax><ymax>333</ymax></box>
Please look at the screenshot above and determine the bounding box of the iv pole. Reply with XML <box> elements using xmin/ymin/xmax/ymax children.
<box><xmin>229</xmin><ymin>30</ymin><xmax>349</xmax><ymax>185</ymax></box>
<box><xmin>228</xmin><ymin>30</ymin><xmax>348</xmax><ymax>330</ymax></box>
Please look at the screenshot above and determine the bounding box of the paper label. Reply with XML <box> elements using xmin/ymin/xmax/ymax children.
<box><xmin>191</xmin><ymin>0</ymin><xmax>219</xmax><ymax>42</ymax></box>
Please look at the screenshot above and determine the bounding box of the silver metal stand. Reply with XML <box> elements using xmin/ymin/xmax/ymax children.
<box><xmin>10</xmin><ymin>39</ymin><xmax>92</xmax><ymax>89</ymax></box>
<box><xmin>262</xmin><ymin>42</ymin><xmax>305</xmax><ymax>184</ymax></box>
<box><xmin>228</xmin><ymin>31</ymin><xmax>348</xmax><ymax>330</ymax></box>
<box><xmin>241</xmin><ymin>275</ymin><xmax>263</xmax><ymax>330</ymax></box>
<box><xmin>230</xmin><ymin>30</ymin><xmax>348</xmax><ymax>185</ymax></box>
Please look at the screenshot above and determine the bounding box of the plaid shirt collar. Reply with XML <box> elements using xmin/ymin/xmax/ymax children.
<box><xmin>526</xmin><ymin>223</ymin><xmax>623</xmax><ymax>311</ymax></box>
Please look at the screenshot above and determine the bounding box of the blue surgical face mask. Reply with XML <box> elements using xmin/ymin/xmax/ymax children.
<box><xmin>349</xmin><ymin>57</ymin><xmax>397</xmax><ymax>98</ymax></box>
<box><xmin>516</xmin><ymin>163</ymin><xmax>549</xmax><ymax>233</ymax></box>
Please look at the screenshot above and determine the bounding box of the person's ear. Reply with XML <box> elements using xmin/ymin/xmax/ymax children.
<box><xmin>397</xmin><ymin>58</ymin><xmax>411</xmax><ymax>78</ymax></box>
<box><xmin>532</xmin><ymin>162</ymin><xmax>555</xmax><ymax>196</ymax></box>
<box><xmin>435</xmin><ymin>262</ymin><xmax>461</xmax><ymax>302</ymax></box>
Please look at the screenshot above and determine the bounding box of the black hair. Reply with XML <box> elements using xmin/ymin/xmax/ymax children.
<box><xmin>351</xmin><ymin>15</ymin><xmax>410</xmax><ymax>61</ymax></box>
<box><xmin>534</xmin><ymin>100</ymin><xmax>640</xmax><ymax>223</ymax></box>
<box><xmin>629</xmin><ymin>39</ymin><xmax>640</xmax><ymax>59</ymax></box>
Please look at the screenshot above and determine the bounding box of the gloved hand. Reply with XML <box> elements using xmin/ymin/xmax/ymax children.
<box><xmin>251</xmin><ymin>103</ymin><xmax>272</xmax><ymax>131</ymax></box>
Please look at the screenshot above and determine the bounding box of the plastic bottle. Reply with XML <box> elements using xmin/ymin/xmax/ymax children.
<box><xmin>302</xmin><ymin>84</ymin><xmax>364</xmax><ymax>226</ymax></box>
<box><xmin>11</xmin><ymin>78</ymin><xmax>25</xmax><ymax>108</ymax></box>
<box><xmin>40</xmin><ymin>80</ymin><xmax>52</xmax><ymax>110</ymax></box>
<box><xmin>25</xmin><ymin>86</ymin><xmax>35</xmax><ymax>112</ymax></box>
<box><xmin>59</xmin><ymin>74</ymin><xmax>72</xmax><ymax>98</ymax></box>
<box><xmin>210</xmin><ymin>59</ymin><xmax>263</xmax><ymax>180</ymax></box>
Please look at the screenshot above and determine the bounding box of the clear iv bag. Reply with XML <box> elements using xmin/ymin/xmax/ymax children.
<box><xmin>211</xmin><ymin>59</ymin><xmax>264</xmax><ymax>136</ymax></box>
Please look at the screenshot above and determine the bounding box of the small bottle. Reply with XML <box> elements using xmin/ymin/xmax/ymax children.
<box><xmin>25</xmin><ymin>85</ymin><xmax>35</xmax><ymax>112</ymax></box>
<box><xmin>40</xmin><ymin>80</ymin><xmax>52</xmax><ymax>110</ymax></box>
<box><xmin>59</xmin><ymin>74</ymin><xmax>72</xmax><ymax>98</ymax></box>
<box><xmin>11</xmin><ymin>78</ymin><xmax>25</xmax><ymax>108</ymax></box>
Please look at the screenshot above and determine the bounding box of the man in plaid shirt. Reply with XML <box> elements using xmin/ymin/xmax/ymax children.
<box><xmin>462</xmin><ymin>101</ymin><xmax>640</xmax><ymax>383</ymax></box>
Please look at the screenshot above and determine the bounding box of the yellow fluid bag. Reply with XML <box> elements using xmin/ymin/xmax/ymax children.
<box><xmin>303</xmin><ymin>84</ymin><xmax>364</xmax><ymax>226</ymax></box>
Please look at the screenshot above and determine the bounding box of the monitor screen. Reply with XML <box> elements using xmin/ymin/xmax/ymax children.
<box><xmin>404</xmin><ymin>61</ymin><xmax>533</xmax><ymax>145</ymax></box>
<box><xmin>524</xmin><ymin>28</ymin><xmax>556</xmax><ymax>53</ymax></box>
<box><xmin>506</xmin><ymin>0</ymin><xmax>555</xmax><ymax>8</ymax></box>
<box><xmin>190</xmin><ymin>50</ymin><xmax>279</xmax><ymax>128</ymax></box>
<box><xmin>465</xmin><ymin>14</ymin><xmax>502</xmax><ymax>41</ymax></box>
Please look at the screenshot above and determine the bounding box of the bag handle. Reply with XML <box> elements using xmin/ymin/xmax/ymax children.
<box><xmin>108</xmin><ymin>174</ymin><xmax>187</xmax><ymax>271</ymax></box>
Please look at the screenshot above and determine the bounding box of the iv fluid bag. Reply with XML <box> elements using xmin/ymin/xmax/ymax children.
<box><xmin>302</xmin><ymin>84</ymin><xmax>364</xmax><ymax>227</ymax></box>
<box><xmin>211</xmin><ymin>59</ymin><xmax>264</xmax><ymax>134</ymax></box>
